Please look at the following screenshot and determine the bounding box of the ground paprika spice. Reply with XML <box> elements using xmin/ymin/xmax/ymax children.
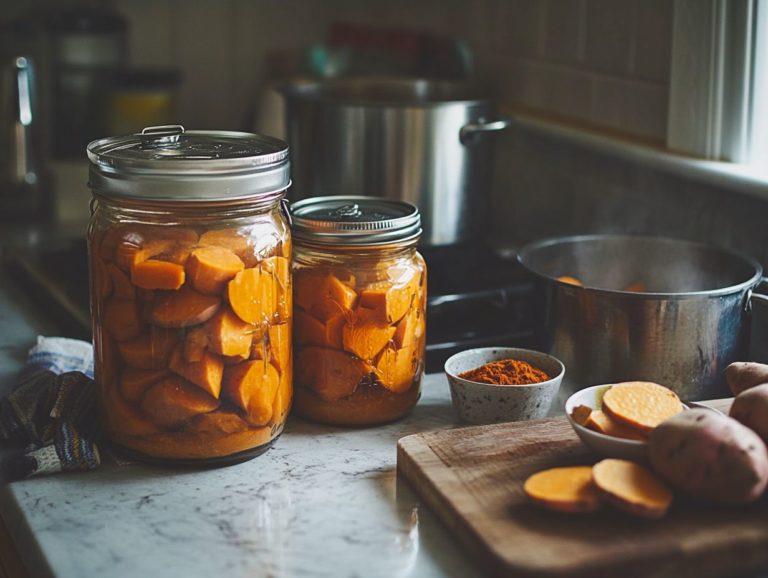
<box><xmin>459</xmin><ymin>359</ymin><xmax>550</xmax><ymax>385</ymax></box>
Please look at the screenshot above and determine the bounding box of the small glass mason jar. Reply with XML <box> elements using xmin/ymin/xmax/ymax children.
<box><xmin>87</xmin><ymin>125</ymin><xmax>292</xmax><ymax>464</ymax></box>
<box><xmin>290</xmin><ymin>196</ymin><xmax>426</xmax><ymax>426</ymax></box>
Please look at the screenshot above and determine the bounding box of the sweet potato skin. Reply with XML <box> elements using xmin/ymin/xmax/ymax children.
<box><xmin>648</xmin><ymin>409</ymin><xmax>768</xmax><ymax>504</ymax></box>
<box><xmin>725</xmin><ymin>362</ymin><xmax>768</xmax><ymax>396</ymax></box>
<box><xmin>729</xmin><ymin>383</ymin><xmax>768</xmax><ymax>443</ymax></box>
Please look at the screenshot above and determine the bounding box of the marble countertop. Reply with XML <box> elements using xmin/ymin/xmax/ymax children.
<box><xmin>1</xmin><ymin>375</ymin><xmax>482</xmax><ymax>578</ymax></box>
<box><xmin>0</xmin><ymin>270</ymin><xmax>482</xmax><ymax>578</ymax></box>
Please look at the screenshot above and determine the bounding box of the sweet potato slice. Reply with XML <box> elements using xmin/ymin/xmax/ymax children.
<box><xmin>294</xmin><ymin>309</ymin><xmax>344</xmax><ymax>349</ymax></box>
<box><xmin>392</xmin><ymin>307</ymin><xmax>421</xmax><ymax>350</ymax></box>
<box><xmin>107</xmin><ymin>263</ymin><xmax>135</xmax><ymax>299</ymax></box>
<box><xmin>342</xmin><ymin>307</ymin><xmax>396</xmax><ymax>361</ymax></box>
<box><xmin>268</xmin><ymin>322</ymin><xmax>291</xmax><ymax>374</ymax></box>
<box><xmin>359</xmin><ymin>268</ymin><xmax>419</xmax><ymax>325</ymax></box>
<box><xmin>586</xmin><ymin>410</ymin><xmax>648</xmax><ymax>441</ymax></box>
<box><xmin>523</xmin><ymin>466</ymin><xmax>602</xmax><ymax>513</ymax></box>
<box><xmin>131</xmin><ymin>259</ymin><xmax>186</xmax><ymax>290</ymax></box>
<box><xmin>295</xmin><ymin>271</ymin><xmax>358</xmax><ymax>321</ymax></box>
<box><xmin>198</xmin><ymin>228</ymin><xmax>256</xmax><ymax>266</ymax></box>
<box><xmin>296</xmin><ymin>346</ymin><xmax>369</xmax><ymax>402</ymax></box>
<box><xmin>149</xmin><ymin>286</ymin><xmax>221</xmax><ymax>328</ymax></box>
<box><xmin>570</xmin><ymin>404</ymin><xmax>593</xmax><ymax>426</ymax></box>
<box><xmin>187</xmin><ymin>409</ymin><xmax>251</xmax><ymax>435</ymax></box>
<box><xmin>183</xmin><ymin>327</ymin><xmax>209</xmax><ymax>362</ymax></box>
<box><xmin>262</xmin><ymin>256</ymin><xmax>291</xmax><ymax>322</ymax></box>
<box><xmin>205</xmin><ymin>307</ymin><xmax>254</xmax><ymax>358</ymax></box>
<box><xmin>118</xmin><ymin>328</ymin><xmax>179</xmax><ymax>369</ymax></box>
<box><xmin>186</xmin><ymin>246</ymin><xmax>245</xmax><ymax>295</ymax></box>
<box><xmin>227</xmin><ymin>267</ymin><xmax>276</xmax><ymax>324</ymax></box>
<box><xmin>101</xmin><ymin>381</ymin><xmax>160</xmax><ymax>436</ymax></box>
<box><xmin>602</xmin><ymin>382</ymin><xmax>683</xmax><ymax>433</ymax></box>
<box><xmin>103</xmin><ymin>298</ymin><xmax>143</xmax><ymax>342</ymax></box>
<box><xmin>592</xmin><ymin>459</ymin><xmax>673</xmax><ymax>519</ymax></box>
<box><xmin>374</xmin><ymin>345</ymin><xmax>416</xmax><ymax>393</ymax></box>
<box><xmin>222</xmin><ymin>360</ymin><xmax>280</xmax><ymax>425</ymax></box>
<box><xmin>169</xmin><ymin>346</ymin><xmax>224</xmax><ymax>399</ymax></box>
<box><xmin>140</xmin><ymin>376</ymin><xmax>220</xmax><ymax>429</ymax></box>
<box><xmin>272</xmin><ymin>360</ymin><xmax>293</xmax><ymax>424</ymax></box>
<box><xmin>120</xmin><ymin>368</ymin><xmax>168</xmax><ymax>405</ymax></box>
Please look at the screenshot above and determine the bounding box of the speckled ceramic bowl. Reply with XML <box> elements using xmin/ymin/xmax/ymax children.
<box><xmin>444</xmin><ymin>347</ymin><xmax>564</xmax><ymax>424</ymax></box>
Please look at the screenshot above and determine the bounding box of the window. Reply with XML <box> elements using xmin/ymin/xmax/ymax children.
<box><xmin>668</xmin><ymin>0</ymin><xmax>766</xmax><ymax>168</ymax></box>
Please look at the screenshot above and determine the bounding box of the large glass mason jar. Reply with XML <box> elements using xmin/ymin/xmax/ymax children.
<box><xmin>290</xmin><ymin>197</ymin><xmax>426</xmax><ymax>426</ymax></box>
<box><xmin>87</xmin><ymin>125</ymin><xmax>292</xmax><ymax>464</ymax></box>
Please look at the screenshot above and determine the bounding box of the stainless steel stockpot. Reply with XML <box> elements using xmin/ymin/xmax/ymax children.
<box><xmin>517</xmin><ymin>235</ymin><xmax>765</xmax><ymax>401</ymax></box>
<box><xmin>281</xmin><ymin>77</ymin><xmax>510</xmax><ymax>246</ymax></box>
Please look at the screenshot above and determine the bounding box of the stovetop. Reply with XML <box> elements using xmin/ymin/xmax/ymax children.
<box><xmin>4</xmin><ymin>239</ymin><xmax>538</xmax><ymax>372</ymax></box>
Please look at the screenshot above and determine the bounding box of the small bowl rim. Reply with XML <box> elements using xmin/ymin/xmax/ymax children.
<box><xmin>444</xmin><ymin>346</ymin><xmax>565</xmax><ymax>389</ymax></box>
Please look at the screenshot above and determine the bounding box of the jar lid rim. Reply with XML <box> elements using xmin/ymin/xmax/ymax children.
<box><xmin>290</xmin><ymin>196</ymin><xmax>422</xmax><ymax>246</ymax></box>
<box><xmin>87</xmin><ymin>126</ymin><xmax>290</xmax><ymax>202</ymax></box>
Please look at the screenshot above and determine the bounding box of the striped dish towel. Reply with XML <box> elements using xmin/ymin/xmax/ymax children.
<box><xmin>0</xmin><ymin>337</ymin><xmax>100</xmax><ymax>480</ymax></box>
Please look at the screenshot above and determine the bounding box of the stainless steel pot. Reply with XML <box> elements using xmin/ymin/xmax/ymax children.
<box><xmin>517</xmin><ymin>235</ymin><xmax>765</xmax><ymax>401</ymax></box>
<box><xmin>281</xmin><ymin>77</ymin><xmax>510</xmax><ymax>246</ymax></box>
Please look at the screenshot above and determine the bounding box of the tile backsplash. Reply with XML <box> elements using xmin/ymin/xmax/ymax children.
<box><xmin>3</xmin><ymin>0</ymin><xmax>766</xmax><ymax>265</ymax></box>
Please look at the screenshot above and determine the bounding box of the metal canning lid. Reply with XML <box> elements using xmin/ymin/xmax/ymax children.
<box><xmin>87</xmin><ymin>125</ymin><xmax>290</xmax><ymax>203</ymax></box>
<box><xmin>291</xmin><ymin>196</ymin><xmax>422</xmax><ymax>246</ymax></box>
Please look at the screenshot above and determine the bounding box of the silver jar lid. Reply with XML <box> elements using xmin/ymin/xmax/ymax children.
<box><xmin>291</xmin><ymin>196</ymin><xmax>421</xmax><ymax>246</ymax></box>
<box><xmin>87</xmin><ymin>125</ymin><xmax>290</xmax><ymax>203</ymax></box>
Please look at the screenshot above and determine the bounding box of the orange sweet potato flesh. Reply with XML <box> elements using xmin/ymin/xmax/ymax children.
<box><xmin>205</xmin><ymin>307</ymin><xmax>253</xmax><ymax>358</ymax></box>
<box><xmin>374</xmin><ymin>345</ymin><xmax>415</xmax><ymax>393</ymax></box>
<box><xmin>103</xmin><ymin>298</ymin><xmax>143</xmax><ymax>342</ymax></box>
<box><xmin>295</xmin><ymin>309</ymin><xmax>344</xmax><ymax>350</ymax></box>
<box><xmin>295</xmin><ymin>271</ymin><xmax>358</xmax><ymax>321</ymax></box>
<box><xmin>523</xmin><ymin>466</ymin><xmax>602</xmax><ymax>513</ymax></box>
<box><xmin>141</xmin><ymin>376</ymin><xmax>220</xmax><ymax>429</ymax></box>
<box><xmin>186</xmin><ymin>246</ymin><xmax>245</xmax><ymax>295</ymax></box>
<box><xmin>268</xmin><ymin>322</ymin><xmax>291</xmax><ymax>374</ymax></box>
<box><xmin>120</xmin><ymin>368</ymin><xmax>168</xmax><ymax>405</ymax></box>
<box><xmin>570</xmin><ymin>404</ymin><xmax>593</xmax><ymax>426</ymax></box>
<box><xmin>149</xmin><ymin>286</ymin><xmax>221</xmax><ymax>328</ymax></box>
<box><xmin>169</xmin><ymin>346</ymin><xmax>224</xmax><ymax>399</ymax></box>
<box><xmin>227</xmin><ymin>267</ymin><xmax>276</xmax><ymax>324</ymax></box>
<box><xmin>359</xmin><ymin>268</ymin><xmax>419</xmax><ymax>325</ymax></box>
<box><xmin>131</xmin><ymin>259</ymin><xmax>186</xmax><ymax>290</ymax></box>
<box><xmin>342</xmin><ymin>307</ymin><xmax>396</xmax><ymax>361</ymax></box>
<box><xmin>183</xmin><ymin>327</ymin><xmax>209</xmax><ymax>362</ymax></box>
<box><xmin>187</xmin><ymin>409</ymin><xmax>251</xmax><ymax>435</ymax></box>
<box><xmin>602</xmin><ymin>382</ymin><xmax>683</xmax><ymax>433</ymax></box>
<box><xmin>392</xmin><ymin>307</ymin><xmax>421</xmax><ymax>350</ymax></box>
<box><xmin>101</xmin><ymin>381</ymin><xmax>161</xmax><ymax>436</ymax></box>
<box><xmin>222</xmin><ymin>360</ymin><xmax>280</xmax><ymax>425</ymax></box>
<box><xmin>198</xmin><ymin>228</ymin><xmax>256</xmax><ymax>266</ymax></box>
<box><xmin>592</xmin><ymin>459</ymin><xmax>673</xmax><ymax>519</ymax></box>
<box><xmin>118</xmin><ymin>328</ymin><xmax>179</xmax><ymax>369</ymax></box>
<box><xmin>296</xmin><ymin>346</ymin><xmax>369</xmax><ymax>402</ymax></box>
<box><xmin>262</xmin><ymin>256</ymin><xmax>291</xmax><ymax>322</ymax></box>
<box><xmin>272</xmin><ymin>361</ymin><xmax>293</xmax><ymax>424</ymax></box>
<box><xmin>586</xmin><ymin>410</ymin><xmax>647</xmax><ymax>441</ymax></box>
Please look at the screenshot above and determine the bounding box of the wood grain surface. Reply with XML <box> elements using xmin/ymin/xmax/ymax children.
<box><xmin>397</xmin><ymin>399</ymin><xmax>768</xmax><ymax>578</ymax></box>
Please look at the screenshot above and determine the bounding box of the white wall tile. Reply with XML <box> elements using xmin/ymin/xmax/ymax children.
<box><xmin>584</xmin><ymin>0</ymin><xmax>635</xmax><ymax>75</ymax></box>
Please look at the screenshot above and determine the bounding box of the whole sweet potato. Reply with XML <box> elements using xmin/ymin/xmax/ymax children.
<box><xmin>730</xmin><ymin>383</ymin><xmax>768</xmax><ymax>444</ymax></box>
<box><xmin>725</xmin><ymin>362</ymin><xmax>768</xmax><ymax>396</ymax></box>
<box><xmin>648</xmin><ymin>409</ymin><xmax>768</xmax><ymax>504</ymax></box>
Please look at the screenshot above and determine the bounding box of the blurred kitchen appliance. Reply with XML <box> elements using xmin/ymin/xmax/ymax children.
<box><xmin>0</xmin><ymin>54</ymin><xmax>44</xmax><ymax>218</ymax></box>
<box><xmin>281</xmin><ymin>77</ymin><xmax>510</xmax><ymax>246</ymax></box>
<box><xmin>48</xmin><ymin>5</ymin><xmax>127</xmax><ymax>158</ymax></box>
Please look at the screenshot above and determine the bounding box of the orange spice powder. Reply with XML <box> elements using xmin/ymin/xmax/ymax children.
<box><xmin>459</xmin><ymin>359</ymin><xmax>551</xmax><ymax>385</ymax></box>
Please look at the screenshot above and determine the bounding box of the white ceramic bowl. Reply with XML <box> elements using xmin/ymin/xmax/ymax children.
<box><xmin>444</xmin><ymin>347</ymin><xmax>564</xmax><ymax>424</ymax></box>
<box><xmin>565</xmin><ymin>385</ymin><xmax>649</xmax><ymax>461</ymax></box>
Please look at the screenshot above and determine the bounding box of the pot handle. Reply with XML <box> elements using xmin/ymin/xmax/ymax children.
<box><xmin>460</xmin><ymin>117</ymin><xmax>512</xmax><ymax>145</ymax></box>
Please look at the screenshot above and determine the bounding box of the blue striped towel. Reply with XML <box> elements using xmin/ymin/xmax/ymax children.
<box><xmin>1</xmin><ymin>337</ymin><xmax>100</xmax><ymax>480</ymax></box>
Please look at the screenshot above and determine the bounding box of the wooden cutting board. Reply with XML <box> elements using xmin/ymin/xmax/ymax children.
<box><xmin>397</xmin><ymin>401</ymin><xmax>768</xmax><ymax>578</ymax></box>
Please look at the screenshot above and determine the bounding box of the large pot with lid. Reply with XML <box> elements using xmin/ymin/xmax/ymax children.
<box><xmin>281</xmin><ymin>77</ymin><xmax>510</xmax><ymax>246</ymax></box>
<box><xmin>518</xmin><ymin>235</ymin><xmax>765</xmax><ymax>401</ymax></box>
